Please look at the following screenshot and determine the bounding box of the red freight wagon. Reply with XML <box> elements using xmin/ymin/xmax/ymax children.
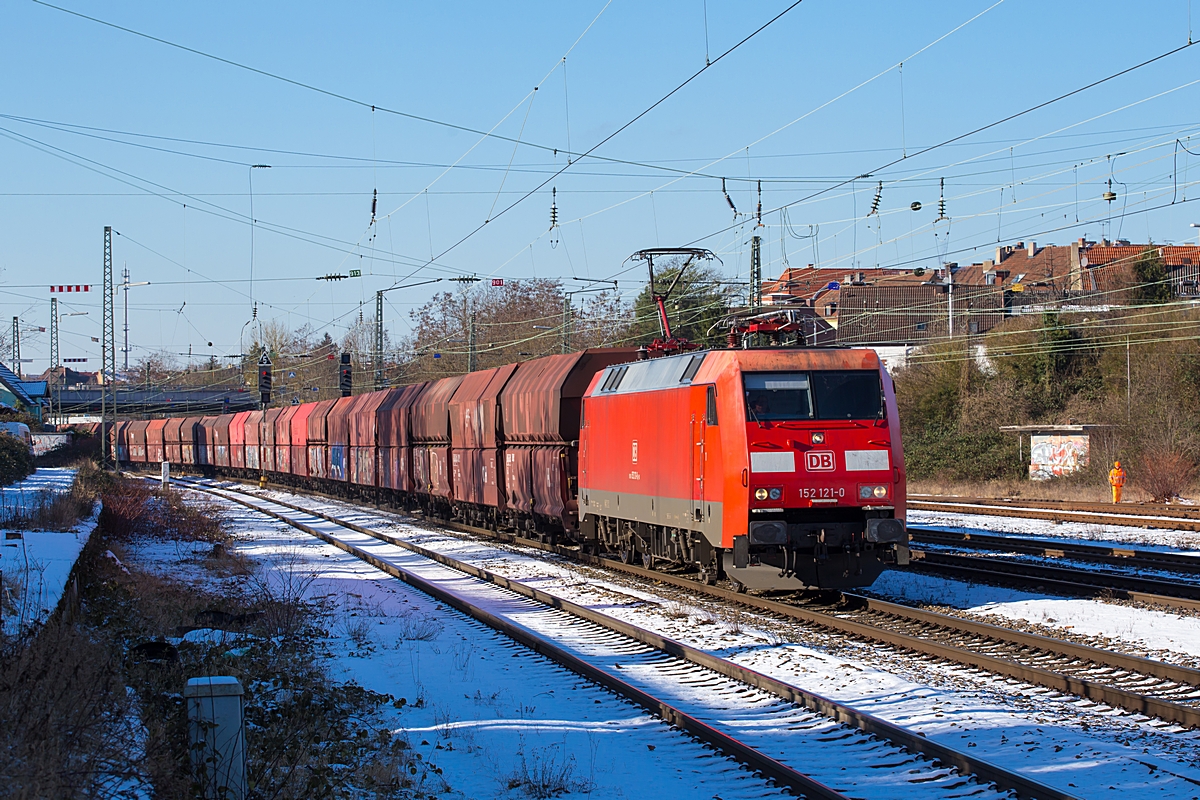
<box><xmin>196</xmin><ymin>416</ymin><xmax>218</xmax><ymax>466</ymax></box>
<box><xmin>115</xmin><ymin>421</ymin><xmax>131</xmax><ymax>463</ymax></box>
<box><xmin>376</xmin><ymin>383</ymin><xmax>425</xmax><ymax>492</ymax></box>
<box><xmin>306</xmin><ymin>399</ymin><xmax>337</xmax><ymax>479</ymax></box>
<box><xmin>244</xmin><ymin>410</ymin><xmax>263</xmax><ymax>470</ymax></box>
<box><xmin>449</xmin><ymin>363</ymin><xmax>517</xmax><ymax>512</ymax></box>
<box><xmin>325</xmin><ymin>396</ymin><xmax>358</xmax><ymax>482</ymax></box>
<box><xmin>146</xmin><ymin>418</ymin><xmax>168</xmax><ymax>464</ymax></box>
<box><xmin>262</xmin><ymin>408</ymin><xmax>284</xmax><ymax>473</ymax></box>
<box><xmin>212</xmin><ymin>414</ymin><xmax>233</xmax><ymax>467</ymax></box>
<box><xmin>409</xmin><ymin>376</ymin><xmax>463</xmax><ymax>502</ymax></box>
<box><xmin>273</xmin><ymin>405</ymin><xmax>299</xmax><ymax>475</ymax></box>
<box><xmin>500</xmin><ymin>349</ymin><xmax>637</xmax><ymax>528</ymax></box>
<box><xmin>229</xmin><ymin>411</ymin><xmax>251</xmax><ymax>470</ymax></box>
<box><xmin>349</xmin><ymin>390</ymin><xmax>390</xmax><ymax>487</ymax></box>
<box><xmin>289</xmin><ymin>403</ymin><xmax>315</xmax><ymax>478</ymax></box>
<box><xmin>126</xmin><ymin>420</ymin><xmax>150</xmax><ymax>463</ymax></box>
<box><xmin>578</xmin><ymin>348</ymin><xmax>907</xmax><ymax>591</ymax></box>
<box><xmin>180</xmin><ymin>417</ymin><xmax>203</xmax><ymax>464</ymax></box>
<box><xmin>163</xmin><ymin>417</ymin><xmax>185</xmax><ymax>463</ymax></box>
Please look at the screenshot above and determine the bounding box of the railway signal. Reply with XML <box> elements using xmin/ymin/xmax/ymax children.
<box><xmin>258</xmin><ymin>352</ymin><xmax>272</xmax><ymax>407</ymax></box>
<box><xmin>339</xmin><ymin>353</ymin><xmax>352</xmax><ymax>397</ymax></box>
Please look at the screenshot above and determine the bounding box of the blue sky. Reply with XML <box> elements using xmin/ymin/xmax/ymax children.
<box><xmin>3</xmin><ymin>0</ymin><xmax>1199</xmax><ymax>371</ymax></box>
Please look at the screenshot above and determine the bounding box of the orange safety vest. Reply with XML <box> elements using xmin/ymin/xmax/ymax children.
<box><xmin>1109</xmin><ymin>467</ymin><xmax>1126</xmax><ymax>487</ymax></box>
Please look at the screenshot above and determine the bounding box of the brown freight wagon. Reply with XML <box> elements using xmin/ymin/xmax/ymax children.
<box><xmin>126</xmin><ymin>419</ymin><xmax>150</xmax><ymax>463</ymax></box>
<box><xmin>262</xmin><ymin>408</ymin><xmax>284</xmax><ymax>473</ymax></box>
<box><xmin>196</xmin><ymin>416</ymin><xmax>218</xmax><ymax>466</ymax></box>
<box><xmin>146</xmin><ymin>418</ymin><xmax>168</xmax><ymax>464</ymax></box>
<box><xmin>409</xmin><ymin>376</ymin><xmax>463</xmax><ymax>502</ymax></box>
<box><xmin>163</xmin><ymin>417</ymin><xmax>186</xmax><ymax>464</ymax></box>
<box><xmin>325</xmin><ymin>396</ymin><xmax>358</xmax><ymax>482</ymax></box>
<box><xmin>376</xmin><ymin>383</ymin><xmax>425</xmax><ymax>492</ymax></box>
<box><xmin>500</xmin><ymin>350</ymin><xmax>637</xmax><ymax>529</ymax></box>
<box><xmin>273</xmin><ymin>405</ymin><xmax>300</xmax><ymax>475</ymax></box>
<box><xmin>212</xmin><ymin>414</ymin><xmax>233</xmax><ymax>468</ymax></box>
<box><xmin>180</xmin><ymin>417</ymin><xmax>203</xmax><ymax>465</ymax></box>
<box><xmin>115</xmin><ymin>421</ymin><xmax>131</xmax><ymax>463</ymax></box>
<box><xmin>306</xmin><ymin>399</ymin><xmax>337</xmax><ymax>480</ymax></box>
<box><xmin>349</xmin><ymin>390</ymin><xmax>390</xmax><ymax>487</ymax></box>
<box><xmin>449</xmin><ymin>364</ymin><xmax>517</xmax><ymax>514</ymax></box>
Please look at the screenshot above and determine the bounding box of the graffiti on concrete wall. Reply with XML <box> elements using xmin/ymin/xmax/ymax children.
<box><xmin>1029</xmin><ymin>434</ymin><xmax>1089</xmax><ymax>480</ymax></box>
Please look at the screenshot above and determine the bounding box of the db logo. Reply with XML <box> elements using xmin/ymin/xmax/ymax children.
<box><xmin>805</xmin><ymin>451</ymin><xmax>835</xmax><ymax>472</ymax></box>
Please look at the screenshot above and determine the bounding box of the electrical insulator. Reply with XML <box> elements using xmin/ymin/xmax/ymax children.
<box><xmin>755</xmin><ymin>180</ymin><xmax>763</xmax><ymax>227</ymax></box>
<box><xmin>868</xmin><ymin>181</ymin><xmax>882</xmax><ymax>216</ymax></box>
<box><xmin>935</xmin><ymin>178</ymin><xmax>949</xmax><ymax>223</ymax></box>
<box><xmin>339</xmin><ymin>352</ymin><xmax>352</xmax><ymax>397</ymax></box>
<box><xmin>549</xmin><ymin>187</ymin><xmax>559</xmax><ymax>229</ymax></box>
<box><xmin>722</xmin><ymin>177</ymin><xmax>737</xmax><ymax>217</ymax></box>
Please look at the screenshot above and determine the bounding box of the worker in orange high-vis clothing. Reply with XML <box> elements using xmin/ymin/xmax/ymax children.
<box><xmin>1108</xmin><ymin>460</ymin><xmax>1126</xmax><ymax>503</ymax></box>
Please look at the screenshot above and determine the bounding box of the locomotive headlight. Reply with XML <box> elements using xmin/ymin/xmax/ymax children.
<box><xmin>859</xmin><ymin>485</ymin><xmax>873</xmax><ymax>499</ymax></box>
<box><xmin>768</xmin><ymin>487</ymin><xmax>782</xmax><ymax>501</ymax></box>
<box><xmin>811</xmin><ymin>432</ymin><xmax>825</xmax><ymax>445</ymax></box>
<box><xmin>858</xmin><ymin>484</ymin><xmax>889</xmax><ymax>500</ymax></box>
<box><xmin>755</xmin><ymin>488</ymin><xmax>769</xmax><ymax>500</ymax></box>
<box><xmin>873</xmin><ymin>485</ymin><xmax>888</xmax><ymax>498</ymax></box>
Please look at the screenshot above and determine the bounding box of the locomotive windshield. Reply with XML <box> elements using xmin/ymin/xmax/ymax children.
<box><xmin>744</xmin><ymin>370</ymin><xmax>882</xmax><ymax>421</ymax></box>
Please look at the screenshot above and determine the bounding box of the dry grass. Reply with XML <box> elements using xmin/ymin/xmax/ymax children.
<box><xmin>1</xmin><ymin>474</ymin><xmax>443</xmax><ymax>799</ymax></box>
<box><xmin>905</xmin><ymin>477</ymin><xmax>1162</xmax><ymax>503</ymax></box>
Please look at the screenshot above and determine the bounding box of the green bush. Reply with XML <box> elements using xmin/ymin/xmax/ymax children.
<box><xmin>0</xmin><ymin>434</ymin><xmax>35</xmax><ymax>486</ymax></box>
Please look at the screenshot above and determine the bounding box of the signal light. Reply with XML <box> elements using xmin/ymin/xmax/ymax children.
<box><xmin>339</xmin><ymin>353</ymin><xmax>352</xmax><ymax>397</ymax></box>
<box><xmin>258</xmin><ymin>365</ymin><xmax>271</xmax><ymax>406</ymax></box>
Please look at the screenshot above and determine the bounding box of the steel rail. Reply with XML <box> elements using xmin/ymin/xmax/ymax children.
<box><xmin>169</xmin><ymin>475</ymin><xmax>1077</xmax><ymax>800</ymax></box>
<box><xmin>170</xmin><ymin>478</ymin><xmax>850</xmax><ymax>800</ymax></box>
<box><xmin>910</xmin><ymin>495</ymin><xmax>1200</xmax><ymax>521</ymax></box>
<box><xmin>910</xmin><ymin>528</ymin><xmax>1200</xmax><ymax>573</ymax></box>
<box><xmin>910</xmin><ymin>499</ymin><xmax>1200</xmax><ymax>531</ymax></box>
<box><xmin>179</xmin><ymin>473</ymin><xmax>1200</xmax><ymax>731</ymax></box>
<box><xmin>910</xmin><ymin>551</ymin><xmax>1200</xmax><ymax>611</ymax></box>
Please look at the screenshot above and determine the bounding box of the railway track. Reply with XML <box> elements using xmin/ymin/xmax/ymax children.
<box><xmin>909</xmin><ymin>497</ymin><xmax>1200</xmax><ymax>531</ymax></box>
<box><xmin>907</xmin><ymin>549</ymin><xmax>1200</xmax><ymax>612</ymax></box>
<box><xmin>167</xmin><ymin>474</ymin><xmax>1200</xmax><ymax>737</ymax></box>
<box><xmin>167</xmin><ymin>475</ymin><xmax>1076</xmax><ymax>800</ymax></box>
<box><xmin>909</xmin><ymin>528</ymin><xmax>1200</xmax><ymax>574</ymax></box>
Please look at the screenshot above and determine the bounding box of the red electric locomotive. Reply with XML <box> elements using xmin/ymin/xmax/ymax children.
<box><xmin>578</xmin><ymin>348</ymin><xmax>908</xmax><ymax>590</ymax></box>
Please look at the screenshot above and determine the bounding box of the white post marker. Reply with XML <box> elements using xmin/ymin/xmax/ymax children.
<box><xmin>184</xmin><ymin>676</ymin><xmax>247</xmax><ymax>800</ymax></box>
<box><xmin>161</xmin><ymin>460</ymin><xmax>170</xmax><ymax>489</ymax></box>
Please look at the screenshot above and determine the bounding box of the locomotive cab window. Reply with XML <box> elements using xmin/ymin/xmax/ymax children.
<box><xmin>743</xmin><ymin>370</ymin><xmax>883</xmax><ymax>421</ymax></box>
<box><xmin>743</xmin><ymin>373</ymin><xmax>812</xmax><ymax>421</ymax></box>
<box><xmin>705</xmin><ymin>385</ymin><xmax>718</xmax><ymax>425</ymax></box>
<box><xmin>811</xmin><ymin>370</ymin><xmax>883</xmax><ymax>420</ymax></box>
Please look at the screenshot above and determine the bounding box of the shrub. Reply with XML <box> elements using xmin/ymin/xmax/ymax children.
<box><xmin>1134</xmin><ymin>446</ymin><xmax>1198</xmax><ymax>502</ymax></box>
<box><xmin>0</xmin><ymin>433</ymin><xmax>35</xmax><ymax>486</ymax></box>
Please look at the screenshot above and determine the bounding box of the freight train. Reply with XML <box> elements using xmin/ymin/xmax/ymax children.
<box><xmin>119</xmin><ymin>347</ymin><xmax>909</xmax><ymax>590</ymax></box>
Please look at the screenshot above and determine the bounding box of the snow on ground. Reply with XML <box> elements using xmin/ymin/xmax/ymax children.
<box><xmin>133</xmin><ymin>494</ymin><xmax>789</xmax><ymax>800</ymax></box>
<box><xmin>910</xmin><ymin>508</ymin><xmax>1200</xmax><ymax>553</ymax></box>
<box><xmin>0</xmin><ymin>469</ymin><xmax>94</xmax><ymax>634</ymax></box>
<box><xmin>869</xmin><ymin>569</ymin><xmax>1200</xmax><ymax>660</ymax></box>
<box><xmin>204</xmin><ymin>483</ymin><xmax>1200</xmax><ymax>800</ymax></box>
<box><xmin>0</xmin><ymin>467</ymin><xmax>75</xmax><ymax>513</ymax></box>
